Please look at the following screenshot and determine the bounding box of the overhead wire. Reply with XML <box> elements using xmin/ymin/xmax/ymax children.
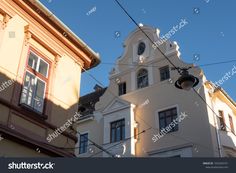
<box><xmin>80</xmin><ymin>0</ymin><xmax>236</xmax><ymax>157</ymax></box>
<box><xmin>113</xmin><ymin>0</ymin><xmax>236</xmax><ymax>138</ymax></box>
<box><xmin>99</xmin><ymin>59</ymin><xmax>236</xmax><ymax>68</ymax></box>
<box><xmin>52</xmin><ymin>0</ymin><xmax>236</xmax><ymax>157</ymax></box>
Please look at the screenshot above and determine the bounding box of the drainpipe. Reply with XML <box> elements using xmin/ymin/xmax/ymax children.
<box><xmin>210</xmin><ymin>89</ymin><xmax>222</xmax><ymax>157</ymax></box>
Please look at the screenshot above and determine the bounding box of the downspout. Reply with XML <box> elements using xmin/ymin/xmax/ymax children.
<box><xmin>210</xmin><ymin>90</ymin><xmax>222</xmax><ymax>157</ymax></box>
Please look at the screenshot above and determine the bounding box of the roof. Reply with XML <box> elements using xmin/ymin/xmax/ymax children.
<box><xmin>206</xmin><ymin>81</ymin><xmax>236</xmax><ymax>108</ymax></box>
<box><xmin>15</xmin><ymin>0</ymin><xmax>100</xmax><ymax>69</ymax></box>
<box><xmin>78</xmin><ymin>88</ymin><xmax>107</xmax><ymax>116</ymax></box>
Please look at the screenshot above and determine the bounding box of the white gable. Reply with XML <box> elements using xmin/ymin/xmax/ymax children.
<box><xmin>102</xmin><ymin>99</ymin><xmax>130</xmax><ymax>114</ymax></box>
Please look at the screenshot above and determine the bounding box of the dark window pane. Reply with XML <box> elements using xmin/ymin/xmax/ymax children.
<box><xmin>137</xmin><ymin>69</ymin><xmax>148</xmax><ymax>89</ymax></box>
<box><xmin>33</xmin><ymin>79</ymin><xmax>45</xmax><ymax>113</ymax></box>
<box><xmin>166</xmin><ymin>117</ymin><xmax>172</xmax><ymax>125</ymax></box>
<box><xmin>166</xmin><ymin>110</ymin><xmax>171</xmax><ymax>116</ymax></box>
<box><xmin>137</xmin><ymin>42</ymin><xmax>146</xmax><ymax>55</ymax></box>
<box><xmin>159</xmin><ymin>119</ymin><xmax>165</xmax><ymax>129</ymax></box>
<box><xmin>39</xmin><ymin>59</ymin><xmax>48</xmax><ymax>77</ymax></box>
<box><xmin>110</xmin><ymin>119</ymin><xmax>125</xmax><ymax>143</ymax></box>
<box><xmin>116</xmin><ymin>127</ymin><xmax>121</xmax><ymax>141</ymax></box>
<box><xmin>158</xmin><ymin>108</ymin><xmax>178</xmax><ymax>133</ymax></box>
<box><xmin>122</xmin><ymin>126</ymin><xmax>125</xmax><ymax>140</ymax></box>
<box><xmin>20</xmin><ymin>72</ymin><xmax>36</xmax><ymax>108</ymax></box>
<box><xmin>28</xmin><ymin>52</ymin><xmax>38</xmax><ymax>70</ymax></box>
<box><xmin>219</xmin><ymin>111</ymin><xmax>226</xmax><ymax>131</ymax></box>
<box><xmin>160</xmin><ymin>66</ymin><xmax>170</xmax><ymax>81</ymax></box>
<box><xmin>79</xmin><ymin>133</ymin><xmax>88</xmax><ymax>154</ymax></box>
<box><xmin>118</xmin><ymin>82</ymin><xmax>126</xmax><ymax>96</ymax></box>
<box><xmin>172</xmin><ymin>108</ymin><xmax>177</xmax><ymax>115</ymax></box>
<box><xmin>159</xmin><ymin>112</ymin><xmax>165</xmax><ymax>118</ymax></box>
<box><xmin>111</xmin><ymin>129</ymin><xmax>115</xmax><ymax>143</ymax></box>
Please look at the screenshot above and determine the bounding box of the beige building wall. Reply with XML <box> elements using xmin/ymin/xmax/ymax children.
<box><xmin>76</xmin><ymin>26</ymin><xmax>236</xmax><ymax>158</ymax></box>
<box><xmin>0</xmin><ymin>0</ymin><xmax>99</xmax><ymax>157</ymax></box>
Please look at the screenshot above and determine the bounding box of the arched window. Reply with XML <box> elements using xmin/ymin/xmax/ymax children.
<box><xmin>137</xmin><ymin>42</ymin><xmax>146</xmax><ymax>55</ymax></box>
<box><xmin>137</xmin><ymin>69</ymin><xmax>149</xmax><ymax>89</ymax></box>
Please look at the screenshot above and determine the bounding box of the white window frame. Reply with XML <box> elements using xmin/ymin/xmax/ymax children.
<box><xmin>29</xmin><ymin>51</ymin><xmax>49</xmax><ymax>78</ymax></box>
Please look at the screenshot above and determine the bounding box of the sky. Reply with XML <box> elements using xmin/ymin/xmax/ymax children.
<box><xmin>40</xmin><ymin>0</ymin><xmax>236</xmax><ymax>101</ymax></box>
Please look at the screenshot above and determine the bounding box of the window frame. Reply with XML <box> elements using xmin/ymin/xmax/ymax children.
<box><xmin>137</xmin><ymin>42</ymin><xmax>146</xmax><ymax>55</ymax></box>
<box><xmin>110</xmin><ymin>119</ymin><xmax>125</xmax><ymax>143</ymax></box>
<box><xmin>228</xmin><ymin>115</ymin><xmax>235</xmax><ymax>134</ymax></box>
<box><xmin>218</xmin><ymin>110</ymin><xmax>226</xmax><ymax>131</ymax></box>
<box><xmin>118</xmin><ymin>82</ymin><xmax>126</xmax><ymax>96</ymax></box>
<box><xmin>159</xmin><ymin>65</ymin><xmax>170</xmax><ymax>81</ymax></box>
<box><xmin>137</xmin><ymin>68</ymin><xmax>149</xmax><ymax>89</ymax></box>
<box><xmin>158</xmin><ymin>107</ymin><xmax>178</xmax><ymax>133</ymax></box>
<box><xmin>27</xmin><ymin>51</ymin><xmax>49</xmax><ymax>77</ymax></box>
<box><xmin>20</xmin><ymin>48</ymin><xmax>51</xmax><ymax>114</ymax></box>
<box><xmin>79</xmin><ymin>133</ymin><xmax>89</xmax><ymax>154</ymax></box>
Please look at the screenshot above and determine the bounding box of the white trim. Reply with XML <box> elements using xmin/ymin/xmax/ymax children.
<box><xmin>148</xmin><ymin>145</ymin><xmax>193</xmax><ymax>157</ymax></box>
<box><xmin>77</xmin><ymin>131</ymin><xmax>90</xmax><ymax>155</ymax></box>
<box><xmin>102</xmin><ymin>99</ymin><xmax>131</xmax><ymax>115</ymax></box>
<box><xmin>131</xmin><ymin>70</ymin><xmax>135</xmax><ymax>91</ymax></box>
<box><xmin>29</xmin><ymin>50</ymin><xmax>49</xmax><ymax>78</ymax></box>
<box><xmin>155</xmin><ymin>104</ymin><xmax>180</xmax><ymax>129</ymax></box>
<box><xmin>148</xmin><ymin>65</ymin><xmax>153</xmax><ymax>85</ymax></box>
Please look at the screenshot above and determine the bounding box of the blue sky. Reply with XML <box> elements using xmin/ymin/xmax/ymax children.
<box><xmin>41</xmin><ymin>0</ymin><xmax>236</xmax><ymax>100</ymax></box>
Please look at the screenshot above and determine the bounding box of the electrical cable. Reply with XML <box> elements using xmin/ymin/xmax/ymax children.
<box><xmin>99</xmin><ymin>59</ymin><xmax>236</xmax><ymax>69</ymax></box>
<box><xmin>79</xmin><ymin>64</ymin><xmax>229</xmax><ymax>157</ymax></box>
<box><xmin>80</xmin><ymin>0</ymin><xmax>236</xmax><ymax>157</ymax></box>
<box><xmin>89</xmin><ymin>127</ymin><xmax>152</xmax><ymax>157</ymax></box>
<box><xmin>114</xmin><ymin>0</ymin><xmax>236</xmax><ymax>137</ymax></box>
<box><xmin>113</xmin><ymin>0</ymin><xmax>236</xmax><ymax>156</ymax></box>
<box><xmin>47</xmin><ymin>0</ymin><xmax>236</xmax><ymax>157</ymax></box>
<box><xmin>114</xmin><ymin>0</ymin><xmax>180</xmax><ymax>73</ymax></box>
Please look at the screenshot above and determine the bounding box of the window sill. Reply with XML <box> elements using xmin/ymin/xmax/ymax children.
<box><xmin>19</xmin><ymin>103</ymin><xmax>48</xmax><ymax>120</ymax></box>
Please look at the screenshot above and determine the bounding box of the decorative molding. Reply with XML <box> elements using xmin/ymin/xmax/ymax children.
<box><xmin>54</xmin><ymin>55</ymin><xmax>61</xmax><ymax>69</ymax></box>
<box><xmin>24</xmin><ymin>25</ymin><xmax>32</xmax><ymax>46</ymax></box>
<box><xmin>102</xmin><ymin>99</ymin><xmax>131</xmax><ymax>115</ymax></box>
<box><xmin>1</xmin><ymin>14</ymin><xmax>10</xmax><ymax>29</ymax></box>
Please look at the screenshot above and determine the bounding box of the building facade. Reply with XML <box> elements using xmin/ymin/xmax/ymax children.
<box><xmin>75</xmin><ymin>25</ymin><xmax>236</xmax><ymax>157</ymax></box>
<box><xmin>0</xmin><ymin>0</ymin><xmax>99</xmax><ymax>157</ymax></box>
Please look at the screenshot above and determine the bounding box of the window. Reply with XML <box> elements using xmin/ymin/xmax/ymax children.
<box><xmin>137</xmin><ymin>69</ymin><xmax>148</xmax><ymax>89</ymax></box>
<box><xmin>137</xmin><ymin>42</ymin><xmax>146</xmax><ymax>55</ymax></box>
<box><xmin>219</xmin><ymin>111</ymin><xmax>226</xmax><ymax>131</ymax></box>
<box><xmin>118</xmin><ymin>82</ymin><xmax>126</xmax><ymax>96</ymax></box>
<box><xmin>229</xmin><ymin>115</ymin><xmax>235</xmax><ymax>134</ymax></box>
<box><xmin>160</xmin><ymin>66</ymin><xmax>170</xmax><ymax>81</ymax></box>
<box><xmin>20</xmin><ymin>51</ymin><xmax>49</xmax><ymax>114</ymax></box>
<box><xmin>110</xmin><ymin>119</ymin><xmax>125</xmax><ymax>143</ymax></box>
<box><xmin>79</xmin><ymin>133</ymin><xmax>88</xmax><ymax>154</ymax></box>
<box><xmin>159</xmin><ymin>108</ymin><xmax>178</xmax><ymax>133</ymax></box>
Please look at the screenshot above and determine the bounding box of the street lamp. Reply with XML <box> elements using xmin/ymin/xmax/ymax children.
<box><xmin>174</xmin><ymin>67</ymin><xmax>199</xmax><ymax>91</ymax></box>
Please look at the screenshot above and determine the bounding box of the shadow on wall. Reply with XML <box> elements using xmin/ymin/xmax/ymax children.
<box><xmin>0</xmin><ymin>71</ymin><xmax>79</xmax><ymax>157</ymax></box>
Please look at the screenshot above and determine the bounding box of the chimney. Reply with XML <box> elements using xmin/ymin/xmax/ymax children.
<box><xmin>93</xmin><ymin>84</ymin><xmax>103</xmax><ymax>91</ymax></box>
